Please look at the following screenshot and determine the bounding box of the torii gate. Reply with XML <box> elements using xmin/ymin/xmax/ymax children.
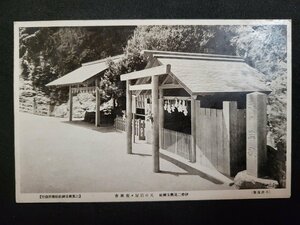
<box><xmin>120</xmin><ymin>64</ymin><xmax>197</xmax><ymax>173</ymax></box>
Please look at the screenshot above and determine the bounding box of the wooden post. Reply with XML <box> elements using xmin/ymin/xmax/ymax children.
<box><xmin>246</xmin><ymin>92</ymin><xmax>267</xmax><ymax>178</ymax></box>
<box><xmin>69</xmin><ymin>86</ymin><xmax>73</xmax><ymax>121</ymax></box>
<box><xmin>133</xmin><ymin>113</ymin><xmax>136</xmax><ymax>143</ymax></box>
<box><xmin>95</xmin><ymin>78</ymin><xmax>100</xmax><ymax>127</ymax></box>
<box><xmin>159</xmin><ymin>89</ymin><xmax>164</xmax><ymax>148</ymax></box>
<box><xmin>33</xmin><ymin>97</ymin><xmax>37</xmax><ymax>114</ymax></box>
<box><xmin>223</xmin><ymin>101</ymin><xmax>238</xmax><ymax>176</ymax></box>
<box><xmin>190</xmin><ymin>96</ymin><xmax>197</xmax><ymax>163</ymax></box>
<box><xmin>126</xmin><ymin>80</ymin><xmax>133</xmax><ymax>154</ymax></box>
<box><xmin>132</xmin><ymin>95</ymin><xmax>136</xmax><ymax>143</ymax></box>
<box><xmin>152</xmin><ymin>75</ymin><xmax>160</xmax><ymax>173</ymax></box>
<box><xmin>47</xmin><ymin>103</ymin><xmax>51</xmax><ymax>116</ymax></box>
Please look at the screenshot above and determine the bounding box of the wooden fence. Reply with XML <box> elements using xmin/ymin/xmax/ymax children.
<box><xmin>161</xmin><ymin>128</ymin><xmax>191</xmax><ymax>160</ymax></box>
<box><xmin>195</xmin><ymin>101</ymin><xmax>246</xmax><ymax>176</ymax></box>
<box><xmin>19</xmin><ymin>99</ymin><xmax>51</xmax><ymax>116</ymax></box>
<box><xmin>114</xmin><ymin>117</ymin><xmax>146</xmax><ymax>141</ymax></box>
<box><xmin>114</xmin><ymin>117</ymin><xmax>126</xmax><ymax>131</ymax></box>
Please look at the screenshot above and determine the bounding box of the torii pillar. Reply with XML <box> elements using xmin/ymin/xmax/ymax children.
<box><xmin>95</xmin><ymin>78</ymin><xmax>101</xmax><ymax>127</ymax></box>
<box><xmin>69</xmin><ymin>85</ymin><xmax>73</xmax><ymax>122</ymax></box>
<box><xmin>152</xmin><ymin>75</ymin><xmax>160</xmax><ymax>173</ymax></box>
<box><xmin>126</xmin><ymin>80</ymin><xmax>133</xmax><ymax>154</ymax></box>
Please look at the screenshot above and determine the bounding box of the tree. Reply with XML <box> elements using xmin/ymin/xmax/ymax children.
<box><xmin>229</xmin><ymin>25</ymin><xmax>287</xmax><ymax>144</ymax></box>
<box><xmin>19</xmin><ymin>26</ymin><xmax>136</xmax><ymax>102</ymax></box>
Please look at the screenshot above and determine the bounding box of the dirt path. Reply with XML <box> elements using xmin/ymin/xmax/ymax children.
<box><xmin>18</xmin><ymin>113</ymin><xmax>232</xmax><ymax>193</ymax></box>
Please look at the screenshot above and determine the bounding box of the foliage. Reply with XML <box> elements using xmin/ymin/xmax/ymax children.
<box><xmin>19</xmin><ymin>26</ymin><xmax>135</xmax><ymax>103</ymax></box>
<box><xmin>124</xmin><ymin>25</ymin><xmax>237</xmax><ymax>55</ymax></box>
<box><xmin>229</xmin><ymin>25</ymin><xmax>287</xmax><ymax>187</ymax></box>
<box><xmin>230</xmin><ymin>25</ymin><xmax>287</xmax><ymax>145</ymax></box>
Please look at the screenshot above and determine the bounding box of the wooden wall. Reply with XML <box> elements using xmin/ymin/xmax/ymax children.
<box><xmin>195</xmin><ymin>101</ymin><xmax>246</xmax><ymax>176</ymax></box>
<box><xmin>161</xmin><ymin>100</ymin><xmax>246</xmax><ymax>177</ymax></box>
<box><xmin>162</xmin><ymin>128</ymin><xmax>191</xmax><ymax>160</ymax></box>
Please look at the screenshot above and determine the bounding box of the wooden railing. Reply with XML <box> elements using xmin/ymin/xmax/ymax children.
<box><xmin>19</xmin><ymin>99</ymin><xmax>51</xmax><ymax>116</ymax></box>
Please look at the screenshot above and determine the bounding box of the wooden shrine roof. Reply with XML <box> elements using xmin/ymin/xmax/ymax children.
<box><xmin>46</xmin><ymin>55</ymin><xmax>123</xmax><ymax>87</ymax></box>
<box><xmin>121</xmin><ymin>50</ymin><xmax>271</xmax><ymax>95</ymax></box>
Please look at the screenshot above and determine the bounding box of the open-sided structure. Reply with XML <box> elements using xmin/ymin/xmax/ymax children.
<box><xmin>120</xmin><ymin>50</ymin><xmax>271</xmax><ymax>177</ymax></box>
<box><xmin>46</xmin><ymin>55</ymin><xmax>123</xmax><ymax>126</ymax></box>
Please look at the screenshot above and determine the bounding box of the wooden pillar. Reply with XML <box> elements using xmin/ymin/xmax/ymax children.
<box><xmin>190</xmin><ymin>96</ymin><xmax>197</xmax><ymax>163</ymax></box>
<box><xmin>47</xmin><ymin>103</ymin><xmax>51</xmax><ymax>116</ymax></box>
<box><xmin>223</xmin><ymin>101</ymin><xmax>238</xmax><ymax>176</ymax></box>
<box><xmin>132</xmin><ymin>95</ymin><xmax>136</xmax><ymax>143</ymax></box>
<box><xmin>69</xmin><ymin>86</ymin><xmax>73</xmax><ymax>121</ymax></box>
<box><xmin>95</xmin><ymin>78</ymin><xmax>100</xmax><ymax>127</ymax></box>
<box><xmin>159</xmin><ymin>89</ymin><xmax>164</xmax><ymax>149</ymax></box>
<box><xmin>126</xmin><ymin>80</ymin><xmax>133</xmax><ymax>154</ymax></box>
<box><xmin>246</xmin><ymin>92</ymin><xmax>267</xmax><ymax>178</ymax></box>
<box><xmin>133</xmin><ymin>113</ymin><xmax>136</xmax><ymax>143</ymax></box>
<box><xmin>152</xmin><ymin>75</ymin><xmax>160</xmax><ymax>173</ymax></box>
<box><xmin>33</xmin><ymin>97</ymin><xmax>37</xmax><ymax>114</ymax></box>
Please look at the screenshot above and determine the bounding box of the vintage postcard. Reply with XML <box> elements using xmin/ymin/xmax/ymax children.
<box><xmin>14</xmin><ymin>20</ymin><xmax>291</xmax><ymax>202</ymax></box>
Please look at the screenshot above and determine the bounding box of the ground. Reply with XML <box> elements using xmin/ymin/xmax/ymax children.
<box><xmin>18</xmin><ymin>112</ymin><xmax>233</xmax><ymax>193</ymax></box>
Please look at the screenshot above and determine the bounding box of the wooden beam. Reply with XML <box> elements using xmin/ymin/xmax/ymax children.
<box><xmin>126</xmin><ymin>80</ymin><xmax>133</xmax><ymax>154</ymax></box>
<box><xmin>132</xmin><ymin>95</ymin><xmax>136</xmax><ymax>143</ymax></box>
<box><xmin>161</xmin><ymin>75</ymin><xmax>172</xmax><ymax>86</ymax></box>
<box><xmin>159</xmin><ymin>84</ymin><xmax>182</xmax><ymax>89</ymax></box>
<box><xmin>129</xmin><ymin>84</ymin><xmax>152</xmax><ymax>91</ymax></box>
<box><xmin>69</xmin><ymin>85</ymin><xmax>73</xmax><ymax>121</ymax></box>
<box><xmin>190</xmin><ymin>96</ymin><xmax>197</xmax><ymax>163</ymax></box>
<box><xmin>133</xmin><ymin>113</ymin><xmax>136</xmax><ymax>143</ymax></box>
<box><xmin>135</xmin><ymin>77</ymin><xmax>151</xmax><ymax>97</ymax></box>
<box><xmin>159</xmin><ymin>89</ymin><xmax>164</xmax><ymax>149</ymax></box>
<box><xmin>120</xmin><ymin>65</ymin><xmax>166</xmax><ymax>81</ymax></box>
<box><xmin>163</xmin><ymin>96</ymin><xmax>191</xmax><ymax>101</ymax></box>
<box><xmin>71</xmin><ymin>86</ymin><xmax>96</xmax><ymax>94</ymax></box>
<box><xmin>168</xmin><ymin>71</ymin><xmax>193</xmax><ymax>96</ymax></box>
<box><xmin>152</xmin><ymin>75</ymin><xmax>160</xmax><ymax>172</ymax></box>
<box><xmin>95</xmin><ymin>78</ymin><xmax>100</xmax><ymax>127</ymax></box>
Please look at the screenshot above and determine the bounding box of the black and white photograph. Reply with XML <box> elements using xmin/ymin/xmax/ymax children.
<box><xmin>14</xmin><ymin>20</ymin><xmax>291</xmax><ymax>202</ymax></box>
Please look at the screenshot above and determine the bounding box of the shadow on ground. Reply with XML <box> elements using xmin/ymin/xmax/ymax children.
<box><xmin>160</xmin><ymin>153</ymin><xmax>224</xmax><ymax>184</ymax></box>
<box><xmin>131</xmin><ymin>148</ymin><xmax>224</xmax><ymax>184</ymax></box>
<box><xmin>62</xmin><ymin>120</ymin><xmax>117</xmax><ymax>133</ymax></box>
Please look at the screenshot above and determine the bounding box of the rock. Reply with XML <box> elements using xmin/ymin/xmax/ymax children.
<box><xmin>21</xmin><ymin>90</ymin><xmax>36</xmax><ymax>97</ymax></box>
<box><xmin>54</xmin><ymin>103</ymin><xmax>68</xmax><ymax>118</ymax></box>
<box><xmin>234</xmin><ymin>170</ymin><xmax>279</xmax><ymax>189</ymax></box>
